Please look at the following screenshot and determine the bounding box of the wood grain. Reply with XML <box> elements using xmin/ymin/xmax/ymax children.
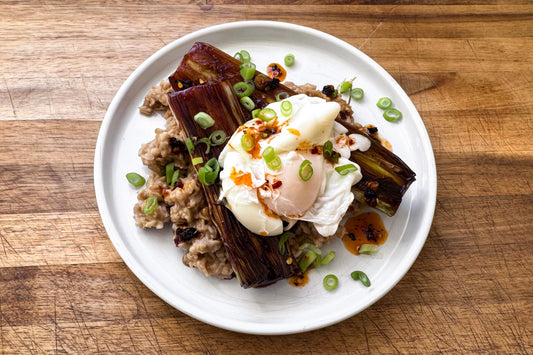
<box><xmin>1</xmin><ymin>1</ymin><xmax>532</xmax><ymax>354</ymax></box>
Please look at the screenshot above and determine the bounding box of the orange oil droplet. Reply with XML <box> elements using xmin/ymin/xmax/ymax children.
<box><xmin>342</xmin><ymin>211</ymin><xmax>388</xmax><ymax>255</ymax></box>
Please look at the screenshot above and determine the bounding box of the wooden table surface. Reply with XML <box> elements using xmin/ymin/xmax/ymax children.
<box><xmin>1</xmin><ymin>1</ymin><xmax>532</xmax><ymax>354</ymax></box>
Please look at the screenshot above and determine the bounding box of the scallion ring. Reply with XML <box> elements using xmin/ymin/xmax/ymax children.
<box><xmin>196</xmin><ymin>137</ymin><xmax>211</xmax><ymax>154</ymax></box>
<box><xmin>254</xmin><ymin>74</ymin><xmax>270</xmax><ymax>90</ymax></box>
<box><xmin>323</xmin><ymin>140</ymin><xmax>333</xmax><ymax>157</ymax></box>
<box><xmin>239</xmin><ymin>62</ymin><xmax>256</xmax><ymax>81</ymax></box>
<box><xmin>335</xmin><ymin>164</ymin><xmax>358</xmax><ymax>175</ymax></box>
<box><xmin>165</xmin><ymin>162</ymin><xmax>175</xmax><ymax>185</ymax></box>
<box><xmin>262</xmin><ymin>146</ymin><xmax>282</xmax><ymax>170</ymax></box>
<box><xmin>234</xmin><ymin>52</ymin><xmax>243</xmax><ymax>61</ymax></box>
<box><xmin>340</xmin><ymin>80</ymin><xmax>352</xmax><ymax>93</ymax></box>
<box><xmin>383</xmin><ymin>108</ymin><xmax>402</xmax><ymax>122</ymax></box>
<box><xmin>186</xmin><ymin>137</ymin><xmax>195</xmax><ymax>154</ymax></box>
<box><xmin>284</xmin><ymin>54</ymin><xmax>295</xmax><ymax>67</ymax></box>
<box><xmin>241</xmin><ymin>133</ymin><xmax>255</xmax><ymax>152</ymax></box>
<box><xmin>299</xmin><ymin>160</ymin><xmax>313</xmax><ymax>181</ymax></box>
<box><xmin>197</xmin><ymin>157</ymin><xmax>220</xmax><ymax>186</ymax></box>
<box><xmin>209</xmin><ymin>130</ymin><xmax>227</xmax><ymax>146</ymax></box>
<box><xmin>192</xmin><ymin>157</ymin><xmax>203</xmax><ymax>165</ymax></box>
<box><xmin>350</xmin><ymin>88</ymin><xmax>364</xmax><ymax>101</ymax></box>
<box><xmin>233</xmin><ymin>81</ymin><xmax>254</xmax><ymax>98</ymax></box>
<box><xmin>234</xmin><ymin>50</ymin><xmax>251</xmax><ymax>63</ymax></box>
<box><xmin>143</xmin><ymin>196</ymin><xmax>158</xmax><ymax>214</ymax></box>
<box><xmin>239</xmin><ymin>50</ymin><xmax>250</xmax><ymax>63</ymax></box>
<box><xmin>126</xmin><ymin>172</ymin><xmax>145</xmax><ymax>187</ymax></box>
<box><xmin>257</xmin><ymin>108</ymin><xmax>277</xmax><ymax>122</ymax></box>
<box><xmin>323</xmin><ymin>274</ymin><xmax>338</xmax><ymax>291</ymax></box>
<box><xmin>322</xmin><ymin>140</ymin><xmax>339</xmax><ymax>163</ymax></box>
<box><xmin>252</xmin><ymin>108</ymin><xmax>261</xmax><ymax>118</ymax></box>
<box><xmin>377</xmin><ymin>97</ymin><xmax>392</xmax><ymax>109</ymax></box>
<box><xmin>359</xmin><ymin>244</ymin><xmax>379</xmax><ymax>255</ymax></box>
<box><xmin>275</xmin><ymin>91</ymin><xmax>290</xmax><ymax>102</ymax></box>
<box><xmin>193</xmin><ymin>112</ymin><xmax>214</xmax><ymax>129</ymax></box>
<box><xmin>240</xmin><ymin>96</ymin><xmax>255</xmax><ymax>111</ymax></box>
<box><xmin>280</xmin><ymin>100</ymin><xmax>292</xmax><ymax>116</ymax></box>
<box><xmin>351</xmin><ymin>270</ymin><xmax>371</xmax><ymax>287</ymax></box>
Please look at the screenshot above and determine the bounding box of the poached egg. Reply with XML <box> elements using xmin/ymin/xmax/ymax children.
<box><xmin>218</xmin><ymin>94</ymin><xmax>370</xmax><ymax>237</ymax></box>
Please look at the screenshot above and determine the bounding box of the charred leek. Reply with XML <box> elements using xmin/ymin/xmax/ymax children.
<box><xmin>168</xmin><ymin>82</ymin><xmax>301</xmax><ymax>288</ymax></box>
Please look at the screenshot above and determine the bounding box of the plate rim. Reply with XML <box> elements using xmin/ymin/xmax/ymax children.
<box><xmin>94</xmin><ymin>20</ymin><xmax>437</xmax><ymax>335</ymax></box>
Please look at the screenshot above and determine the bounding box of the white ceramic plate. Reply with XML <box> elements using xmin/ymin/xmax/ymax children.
<box><xmin>94</xmin><ymin>21</ymin><xmax>436</xmax><ymax>335</ymax></box>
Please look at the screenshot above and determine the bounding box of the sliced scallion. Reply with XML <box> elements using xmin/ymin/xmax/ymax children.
<box><xmin>323</xmin><ymin>140</ymin><xmax>333</xmax><ymax>157</ymax></box>
<box><xmin>323</xmin><ymin>274</ymin><xmax>338</xmax><ymax>291</ymax></box>
<box><xmin>126</xmin><ymin>172</ymin><xmax>145</xmax><ymax>187</ymax></box>
<box><xmin>254</xmin><ymin>74</ymin><xmax>270</xmax><ymax>90</ymax></box>
<box><xmin>299</xmin><ymin>250</ymin><xmax>318</xmax><ymax>273</ymax></box>
<box><xmin>234</xmin><ymin>52</ymin><xmax>243</xmax><ymax>61</ymax></box>
<box><xmin>321</xmin><ymin>251</ymin><xmax>336</xmax><ymax>265</ymax></box>
<box><xmin>252</xmin><ymin>108</ymin><xmax>260</xmax><ymax>118</ymax></box>
<box><xmin>239</xmin><ymin>62</ymin><xmax>256</xmax><ymax>81</ymax></box>
<box><xmin>280</xmin><ymin>100</ymin><xmax>292</xmax><ymax>116</ymax></box>
<box><xmin>323</xmin><ymin>140</ymin><xmax>340</xmax><ymax>163</ymax></box>
<box><xmin>257</xmin><ymin>108</ymin><xmax>277</xmax><ymax>122</ymax></box>
<box><xmin>383</xmin><ymin>108</ymin><xmax>402</xmax><ymax>122</ymax></box>
<box><xmin>165</xmin><ymin>162</ymin><xmax>175</xmax><ymax>185</ymax></box>
<box><xmin>233</xmin><ymin>81</ymin><xmax>254</xmax><ymax>98</ymax></box>
<box><xmin>234</xmin><ymin>50</ymin><xmax>251</xmax><ymax>63</ymax></box>
<box><xmin>143</xmin><ymin>196</ymin><xmax>158</xmax><ymax>214</ymax></box>
<box><xmin>299</xmin><ymin>243</ymin><xmax>322</xmax><ymax>255</ymax></box>
<box><xmin>209</xmin><ymin>130</ymin><xmax>227</xmax><ymax>146</ymax></box>
<box><xmin>359</xmin><ymin>244</ymin><xmax>379</xmax><ymax>255</ymax></box>
<box><xmin>377</xmin><ymin>97</ymin><xmax>392</xmax><ymax>109</ymax></box>
<box><xmin>275</xmin><ymin>91</ymin><xmax>290</xmax><ymax>102</ymax></box>
<box><xmin>196</xmin><ymin>137</ymin><xmax>211</xmax><ymax>154</ymax></box>
<box><xmin>299</xmin><ymin>160</ymin><xmax>313</xmax><ymax>181</ymax></box>
<box><xmin>241</xmin><ymin>133</ymin><xmax>255</xmax><ymax>152</ymax></box>
<box><xmin>351</xmin><ymin>270</ymin><xmax>371</xmax><ymax>287</ymax></box>
<box><xmin>350</xmin><ymin>88</ymin><xmax>364</xmax><ymax>101</ymax></box>
<box><xmin>186</xmin><ymin>137</ymin><xmax>194</xmax><ymax>154</ymax></box>
<box><xmin>313</xmin><ymin>254</ymin><xmax>323</xmax><ymax>268</ymax></box>
<box><xmin>192</xmin><ymin>157</ymin><xmax>203</xmax><ymax>165</ymax></box>
<box><xmin>278</xmin><ymin>232</ymin><xmax>291</xmax><ymax>254</ymax></box>
<box><xmin>340</xmin><ymin>80</ymin><xmax>352</xmax><ymax>93</ymax></box>
<box><xmin>284</xmin><ymin>54</ymin><xmax>295</xmax><ymax>67</ymax></box>
<box><xmin>170</xmin><ymin>170</ymin><xmax>180</xmax><ymax>188</ymax></box>
<box><xmin>194</xmin><ymin>112</ymin><xmax>214</xmax><ymax>129</ymax></box>
<box><xmin>267</xmin><ymin>156</ymin><xmax>282</xmax><ymax>171</ymax></box>
<box><xmin>240</xmin><ymin>96</ymin><xmax>255</xmax><ymax>111</ymax></box>
<box><xmin>335</xmin><ymin>164</ymin><xmax>358</xmax><ymax>176</ymax></box>
<box><xmin>197</xmin><ymin>157</ymin><xmax>220</xmax><ymax>186</ymax></box>
<box><xmin>262</xmin><ymin>146</ymin><xmax>282</xmax><ymax>170</ymax></box>
<box><xmin>239</xmin><ymin>50</ymin><xmax>251</xmax><ymax>63</ymax></box>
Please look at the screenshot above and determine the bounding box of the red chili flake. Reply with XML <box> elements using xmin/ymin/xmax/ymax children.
<box><xmin>364</xmin><ymin>224</ymin><xmax>380</xmax><ymax>242</ymax></box>
<box><xmin>272</xmin><ymin>180</ymin><xmax>282</xmax><ymax>189</ymax></box>
<box><xmin>322</xmin><ymin>85</ymin><xmax>336</xmax><ymax>97</ymax></box>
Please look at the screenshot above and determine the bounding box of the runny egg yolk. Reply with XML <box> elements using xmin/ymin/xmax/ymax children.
<box><xmin>261</xmin><ymin>152</ymin><xmax>324</xmax><ymax>218</ymax></box>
